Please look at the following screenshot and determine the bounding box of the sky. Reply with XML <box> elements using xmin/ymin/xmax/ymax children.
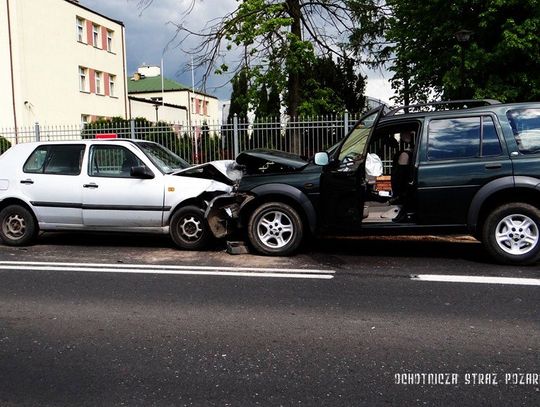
<box><xmin>83</xmin><ymin>0</ymin><xmax>395</xmax><ymax>103</ymax></box>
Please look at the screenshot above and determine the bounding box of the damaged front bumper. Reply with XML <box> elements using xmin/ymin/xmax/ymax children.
<box><xmin>205</xmin><ymin>192</ymin><xmax>254</xmax><ymax>238</ymax></box>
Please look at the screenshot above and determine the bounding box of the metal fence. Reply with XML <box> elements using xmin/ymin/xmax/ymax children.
<box><xmin>1</xmin><ymin>114</ymin><xmax>363</xmax><ymax>165</ymax></box>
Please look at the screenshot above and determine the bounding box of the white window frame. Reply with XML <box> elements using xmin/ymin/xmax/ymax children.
<box><xmin>93</xmin><ymin>24</ymin><xmax>100</xmax><ymax>47</ymax></box>
<box><xmin>109</xmin><ymin>74</ymin><xmax>115</xmax><ymax>97</ymax></box>
<box><xmin>95</xmin><ymin>71</ymin><xmax>102</xmax><ymax>94</ymax></box>
<box><xmin>79</xmin><ymin>66</ymin><xmax>87</xmax><ymax>92</ymax></box>
<box><xmin>76</xmin><ymin>17</ymin><xmax>84</xmax><ymax>42</ymax></box>
<box><xmin>107</xmin><ymin>30</ymin><xmax>113</xmax><ymax>52</ymax></box>
<box><xmin>81</xmin><ymin>115</ymin><xmax>90</xmax><ymax>126</ymax></box>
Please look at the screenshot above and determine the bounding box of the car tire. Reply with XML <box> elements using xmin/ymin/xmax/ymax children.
<box><xmin>247</xmin><ymin>202</ymin><xmax>303</xmax><ymax>256</ymax></box>
<box><xmin>482</xmin><ymin>202</ymin><xmax>540</xmax><ymax>265</ymax></box>
<box><xmin>170</xmin><ymin>205</ymin><xmax>211</xmax><ymax>250</ymax></box>
<box><xmin>0</xmin><ymin>205</ymin><xmax>38</xmax><ymax>246</ymax></box>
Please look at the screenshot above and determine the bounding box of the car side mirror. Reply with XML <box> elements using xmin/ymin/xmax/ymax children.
<box><xmin>131</xmin><ymin>165</ymin><xmax>154</xmax><ymax>179</ymax></box>
<box><xmin>314</xmin><ymin>152</ymin><xmax>330</xmax><ymax>166</ymax></box>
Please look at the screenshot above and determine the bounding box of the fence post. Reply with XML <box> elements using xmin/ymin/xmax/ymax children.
<box><xmin>233</xmin><ymin>113</ymin><xmax>239</xmax><ymax>158</ymax></box>
<box><xmin>34</xmin><ymin>122</ymin><xmax>41</xmax><ymax>142</ymax></box>
<box><xmin>344</xmin><ymin>110</ymin><xmax>349</xmax><ymax>135</ymax></box>
<box><xmin>130</xmin><ymin>118</ymin><xmax>136</xmax><ymax>139</ymax></box>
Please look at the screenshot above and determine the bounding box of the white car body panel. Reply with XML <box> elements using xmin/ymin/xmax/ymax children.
<box><xmin>0</xmin><ymin>140</ymin><xmax>234</xmax><ymax>236</ymax></box>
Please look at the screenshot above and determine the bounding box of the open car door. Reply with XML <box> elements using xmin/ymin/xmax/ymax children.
<box><xmin>318</xmin><ymin>106</ymin><xmax>385</xmax><ymax>231</ymax></box>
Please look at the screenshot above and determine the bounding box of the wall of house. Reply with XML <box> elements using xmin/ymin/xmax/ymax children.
<box><xmin>1</xmin><ymin>0</ymin><xmax>127</xmax><ymax>128</ymax></box>
<box><xmin>129</xmin><ymin>90</ymin><xmax>220</xmax><ymax>125</ymax></box>
<box><xmin>0</xmin><ymin>0</ymin><xmax>16</xmax><ymax>129</ymax></box>
<box><xmin>129</xmin><ymin>99</ymin><xmax>187</xmax><ymax>123</ymax></box>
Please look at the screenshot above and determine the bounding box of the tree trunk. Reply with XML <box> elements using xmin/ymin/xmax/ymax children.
<box><xmin>287</xmin><ymin>0</ymin><xmax>302</xmax><ymax>154</ymax></box>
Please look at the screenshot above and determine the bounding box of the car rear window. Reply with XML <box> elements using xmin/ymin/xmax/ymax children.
<box><xmin>23</xmin><ymin>145</ymin><xmax>85</xmax><ymax>175</ymax></box>
<box><xmin>507</xmin><ymin>108</ymin><xmax>540</xmax><ymax>154</ymax></box>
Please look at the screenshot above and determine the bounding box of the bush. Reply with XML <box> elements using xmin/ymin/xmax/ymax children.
<box><xmin>0</xmin><ymin>137</ymin><xmax>12</xmax><ymax>155</ymax></box>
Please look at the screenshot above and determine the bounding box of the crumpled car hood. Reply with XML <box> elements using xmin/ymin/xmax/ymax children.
<box><xmin>235</xmin><ymin>149</ymin><xmax>308</xmax><ymax>174</ymax></box>
<box><xmin>173</xmin><ymin>160</ymin><xmax>243</xmax><ymax>186</ymax></box>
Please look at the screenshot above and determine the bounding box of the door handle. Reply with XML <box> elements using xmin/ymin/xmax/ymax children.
<box><xmin>83</xmin><ymin>183</ymin><xmax>99</xmax><ymax>189</ymax></box>
<box><xmin>485</xmin><ymin>163</ymin><xmax>502</xmax><ymax>169</ymax></box>
<box><xmin>20</xmin><ymin>179</ymin><xmax>34</xmax><ymax>185</ymax></box>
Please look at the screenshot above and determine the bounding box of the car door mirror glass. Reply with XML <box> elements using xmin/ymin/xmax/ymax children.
<box><xmin>314</xmin><ymin>152</ymin><xmax>329</xmax><ymax>166</ymax></box>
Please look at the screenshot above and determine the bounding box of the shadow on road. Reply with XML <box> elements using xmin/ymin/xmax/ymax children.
<box><xmin>32</xmin><ymin>231</ymin><xmax>493</xmax><ymax>264</ymax></box>
<box><xmin>305</xmin><ymin>235</ymin><xmax>492</xmax><ymax>264</ymax></box>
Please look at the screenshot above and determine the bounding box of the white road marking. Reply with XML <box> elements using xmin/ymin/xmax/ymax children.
<box><xmin>0</xmin><ymin>261</ymin><xmax>335</xmax><ymax>280</ymax></box>
<box><xmin>411</xmin><ymin>274</ymin><xmax>540</xmax><ymax>286</ymax></box>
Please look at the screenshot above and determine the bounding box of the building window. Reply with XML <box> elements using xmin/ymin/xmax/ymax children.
<box><xmin>107</xmin><ymin>30</ymin><xmax>113</xmax><ymax>52</ymax></box>
<box><xmin>76</xmin><ymin>17</ymin><xmax>84</xmax><ymax>42</ymax></box>
<box><xmin>79</xmin><ymin>66</ymin><xmax>87</xmax><ymax>92</ymax></box>
<box><xmin>81</xmin><ymin>115</ymin><xmax>90</xmax><ymax>125</ymax></box>
<box><xmin>109</xmin><ymin>74</ymin><xmax>116</xmax><ymax>97</ymax></box>
<box><xmin>95</xmin><ymin>71</ymin><xmax>102</xmax><ymax>94</ymax></box>
<box><xmin>93</xmin><ymin>24</ymin><xmax>100</xmax><ymax>47</ymax></box>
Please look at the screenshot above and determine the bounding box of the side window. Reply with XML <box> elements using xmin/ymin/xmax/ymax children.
<box><xmin>481</xmin><ymin>116</ymin><xmax>502</xmax><ymax>156</ymax></box>
<box><xmin>23</xmin><ymin>145</ymin><xmax>85</xmax><ymax>175</ymax></box>
<box><xmin>23</xmin><ymin>147</ymin><xmax>48</xmax><ymax>173</ymax></box>
<box><xmin>428</xmin><ymin>116</ymin><xmax>501</xmax><ymax>161</ymax></box>
<box><xmin>507</xmin><ymin>108</ymin><xmax>540</xmax><ymax>154</ymax></box>
<box><xmin>89</xmin><ymin>145</ymin><xmax>143</xmax><ymax>178</ymax></box>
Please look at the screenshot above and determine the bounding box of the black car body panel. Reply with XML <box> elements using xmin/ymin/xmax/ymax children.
<box><xmin>236</xmin><ymin>149</ymin><xmax>309</xmax><ymax>174</ymax></box>
<box><xmin>207</xmin><ymin>101</ymin><xmax>540</xmax><ymax>264</ymax></box>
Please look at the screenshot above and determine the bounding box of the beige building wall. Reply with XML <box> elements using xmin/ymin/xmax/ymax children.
<box><xmin>1</xmin><ymin>0</ymin><xmax>128</xmax><ymax>128</ymax></box>
<box><xmin>129</xmin><ymin>99</ymin><xmax>188</xmax><ymax>123</ymax></box>
<box><xmin>129</xmin><ymin>90</ymin><xmax>220</xmax><ymax>125</ymax></box>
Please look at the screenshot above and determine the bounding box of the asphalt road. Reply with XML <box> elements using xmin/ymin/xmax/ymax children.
<box><xmin>0</xmin><ymin>232</ymin><xmax>538</xmax><ymax>406</ymax></box>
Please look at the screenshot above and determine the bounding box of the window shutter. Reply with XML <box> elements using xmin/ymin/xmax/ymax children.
<box><xmin>89</xmin><ymin>69</ymin><xmax>96</xmax><ymax>93</ymax></box>
<box><xmin>104</xmin><ymin>73</ymin><xmax>110</xmax><ymax>96</ymax></box>
<box><xmin>101</xmin><ymin>26</ymin><xmax>108</xmax><ymax>50</ymax></box>
<box><xmin>86</xmin><ymin>20</ymin><xmax>93</xmax><ymax>45</ymax></box>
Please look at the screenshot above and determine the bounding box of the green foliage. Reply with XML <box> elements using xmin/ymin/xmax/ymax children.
<box><xmin>80</xmin><ymin>117</ymin><xmax>194</xmax><ymax>162</ymax></box>
<box><xmin>0</xmin><ymin>136</ymin><xmax>11</xmax><ymax>155</ymax></box>
<box><xmin>298</xmin><ymin>56</ymin><xmax>366</xmax><ymax>116</ymax></box>
<box><xmin>198</xmin><ymin>121</ymin><xmax>222</xmax><ymax>162</ymax></box>
<box><xmin>352</xmin><ymin>0</ymin><xmax>540</xmax><ymax>103</ymax></box>
<box><xmin>211</xmin><ymin>0</ymin><xmax>364</xmax><ymax>118</ymax></box>
<box><xmin>228</xmin><ymin>69</ymin><xmax>249</xmax><ymax>121</ymax></box>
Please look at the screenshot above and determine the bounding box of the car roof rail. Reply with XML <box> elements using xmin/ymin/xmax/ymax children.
<box><xmin>386</xmin><ymin>99</ymin><xmax>501</xmax><ymax>116</ymax></box>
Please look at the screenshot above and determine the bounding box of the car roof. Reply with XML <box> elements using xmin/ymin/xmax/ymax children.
<box><xmin>379</xmin><ymin>101</ymin><xmax>540</xmax><ymax>123</ymax></box>
<box><xmin>10</xmin><ymin>138</ymin><xmax>156</xmax><ymax>147</ymax></box>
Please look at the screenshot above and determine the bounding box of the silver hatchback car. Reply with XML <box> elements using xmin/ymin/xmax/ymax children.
<box><xmin>0</xmin><ymin>139</ymin><xmax>239</xmax><ymax>249</ymax></box>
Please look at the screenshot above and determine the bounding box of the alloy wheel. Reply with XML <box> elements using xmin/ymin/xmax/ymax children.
<box><xmin>2</xmin><ymin>214</ymin><xmax>27</xmax><ymax>241</ymax></box>
<box><xmin>256</xmin><ymin>210</ymin><xmax>294</xmax><ymax>249</ymax></box>
<box><xmin>495</xmin><ymin>214</ymin><xmax>539</xmax><ymax>256</ymax></box>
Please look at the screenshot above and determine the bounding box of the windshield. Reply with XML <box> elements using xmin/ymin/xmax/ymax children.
<box><xmin>338</xmin><ymin>110</ymin><xmax>379</xmax><ymax>162</ymax></box>
<box><xmin>136</xmin><ymin>141</ymin><xmax>190</xmax><ymax>173</ymax></box>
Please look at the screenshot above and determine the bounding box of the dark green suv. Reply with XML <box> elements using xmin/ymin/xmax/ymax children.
<box><xmin>208</xmin><ymin>100</ymin><xmax>540</xmax><ymax>265</ymax></box>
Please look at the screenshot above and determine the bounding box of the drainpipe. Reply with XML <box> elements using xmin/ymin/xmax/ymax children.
<box><xmin>121</xmin><ymin>25</ymin><xmax>129</xmax><ymax>119</ymax></box>
<box><xmin>6</xmin><ymin>0</ymin><xmax>18</xmax><ymax>142</ymax></box>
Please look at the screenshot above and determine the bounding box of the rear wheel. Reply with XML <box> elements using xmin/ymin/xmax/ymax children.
<box><xmin>0</xmin><ymin>205</ymin><xmax>37</xmax><ymax>246</ymax></box>
<box><xmin>482</xmin><ymin>202</ymin><xmax>540</xmax><ymax>265</ymax></box>
<box><xmin>247</xmin><ymin>202</ymin><xmax>303</xmax><ymax>256</ymax></box>
<box><xmin>170</xmin><ymin>205</ymin><xmax>211</xmax><ymax>250</ymax></box>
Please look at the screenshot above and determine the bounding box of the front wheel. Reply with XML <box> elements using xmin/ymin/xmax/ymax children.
<box><xmin>482</xmin><ymin>203</ymin><xmax>540</xmax><ymax>265</ymax></box>
<box><xmin>170</xmin><ymin>205</ymin><xmax>211</xmax><ymax>250</ymax></box>
<box><xmin>247</xmin><ymin>202</ymin><xmax>304</xmax><ymax>256</ymax></box>
<box><xmin>0</xmin><ymin>205</ymin><xmax>38</xmax><ymax>246</ymax></box>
